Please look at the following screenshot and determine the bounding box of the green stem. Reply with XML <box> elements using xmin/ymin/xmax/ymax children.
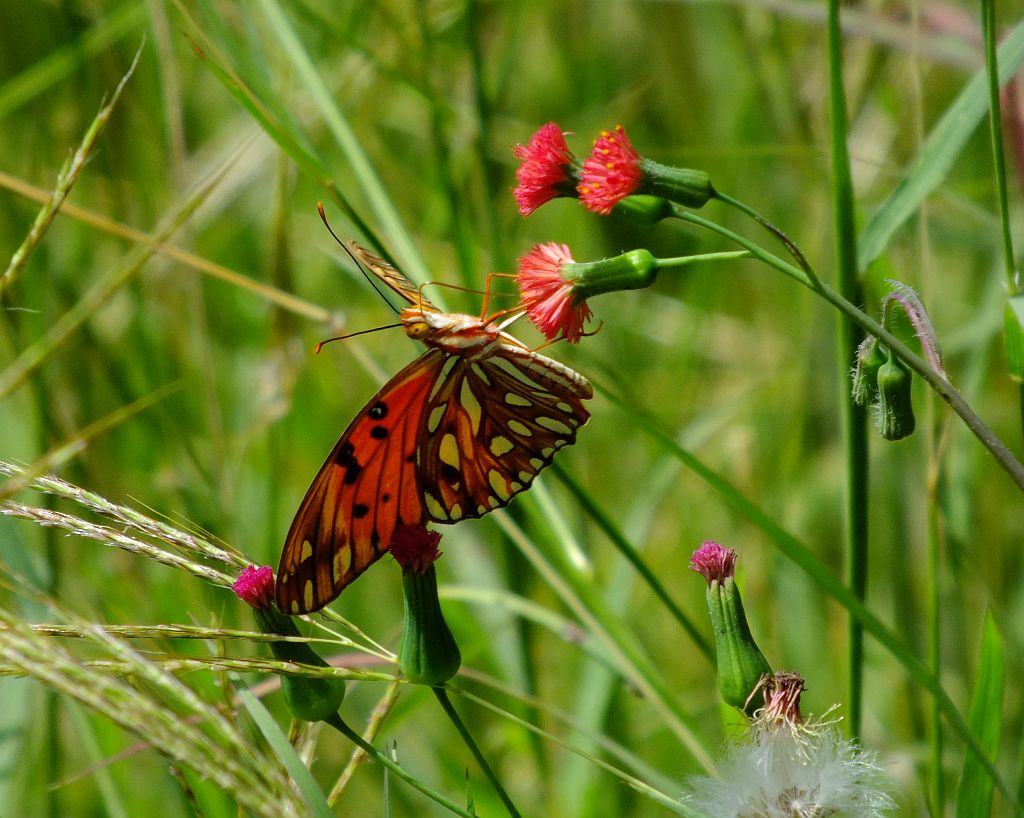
<box><xmin>433</xmin><ymin>687</ymin><xmax>523</xmax><ymax>818</ymax></box>
<box><xmin>826</xmin><ymin>0</ymin><xmax>868</xmax><ymax>739</ymax></box>
<box><xmin>323</xmin><ymin>713</ymin><xmax>475</xmax><ymax>818</ymax></box>
<box><xmin>655</xmin><ymin>250</ymin><xmax>752</xmax><ymax>269</ymax></box>
<box><xmin>713</xmin><ymin>190</ymin><xmax>816</xmax><ymax>283</ymax></box>
<box><xmin>670</xmin><ymin>204</ymin><xmax>1024</xmax><ymax>493</ymax></box>
<box><xmin>980</xmin><ymin>0</ymin><xmax>1024</xmax><ymax>451</ymax></box>
<box><xmin>981</xmin><ymin>0</ymin><xmax>1017</xmax><ymax>292</ymax></box>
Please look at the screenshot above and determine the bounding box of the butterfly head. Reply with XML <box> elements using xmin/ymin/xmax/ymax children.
<box><xmin>400</xmin><ymin>308</ymin><xmax>434</xmax><ymax>341</ymax></box>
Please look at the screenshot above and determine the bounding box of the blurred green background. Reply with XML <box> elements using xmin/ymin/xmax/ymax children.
<box><xmin>1</xmin><ymin>1</ymin><xmax>1022</xmax><ymax>815</ymax></box>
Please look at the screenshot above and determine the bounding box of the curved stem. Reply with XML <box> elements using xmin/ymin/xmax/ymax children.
<box><xmin>671</xmin><ymin>204</ymin><xmax>1024</xmax><ymax>493</ymax></box>
<box><xmin>324</xmin><ymin>712</ymin><xmax>476</xmax><ymax>818</ymax></box>
<box><xmin>713</xmin><ymin>189</ymin><xmax>817</xmax><ymax>284</ymax></box>
<box><xmin>433</xmin><ymin>687</ymin><xmax>523</xmax><ymax>818</ymax></box>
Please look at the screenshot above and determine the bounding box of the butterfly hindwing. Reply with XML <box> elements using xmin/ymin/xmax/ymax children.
<box><xmin>275</xmin><ymin>351</ymin><xmax>445</xmax><ymax>614</ymax></box>
<box><xmin>417</xmin><ymin>345</ymin><xmax>592</xmax><ymax>522</ymax></box>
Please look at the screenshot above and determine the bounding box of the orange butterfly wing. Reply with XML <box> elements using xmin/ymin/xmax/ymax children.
<box><xmin>276</xmin><ymin>240</ymin><xmax>593</xmax><ymax>614</ymax></box>
<box><xmin>418</xmin><ymin>347</ymin><xmax>592</xmax><ymax>522</ymax></box>
<box><xmin>275</xmin><ymin>350</ymin><xmax>444</xmax><ymax>614</ymax></box>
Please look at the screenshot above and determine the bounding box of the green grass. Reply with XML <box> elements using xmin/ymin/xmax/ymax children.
<box><xmin>1</xmin><ymin>1</ymin><xmax>1023</xmax><ymax>815</ymax></box>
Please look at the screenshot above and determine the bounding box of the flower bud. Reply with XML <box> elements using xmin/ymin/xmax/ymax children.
<box><xmin>392</xmin><ymin>526</ymin><xmax>462</xmax><ymax>686</ymax></box>
<box><xmin>851</xmin><ymin>337</ymin><xmax>886</xmax><ymax>406</ymax></box>
<box><xmin>568</xmin><ymin>249</ymin><xmax>658</xmax><ymax>299</ymax></box>
<box><xmin>609</xmin><ymin>194</ymin><xmax>674</xmax><ymax>226</ymax></box>
<box><xmin>233</xmin><ymin>566</ymin><xmax>345</xmax><ymax>721</ymax></box>
<box><xmin>873</xmin><ymin>353</ymin><xmax>915</xmax><ymax>441</ymax></box>
<box><xmin>638</xmin><ymin>159</ymin><xmax>714</xmax><ymax>210</ymax></box>
<box><xmin>690</xmin><ymin>543</ymin><xmax>772</xmax><ymax>716</ymax></box>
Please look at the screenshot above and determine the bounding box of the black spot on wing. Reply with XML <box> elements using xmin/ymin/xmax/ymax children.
<box><xmin>343</xmin><ymin>460</ymin><xmax>362</xmax><ymax>484</ymax></box>
<box><xmin>440</xmin><ymin>463</ymin><xmax>460</xmax><ymax>485</ymax></box>
<box><xmin>368</xmin><ymin>401</ymin><xmax>388</xmax><ymax>419</ymax></box>
<box><xmin>370</xmin><ymin>425</ymin><xmax>388</xmax><ymax>439</ymax></box>
<box><xmin>335</xmin><ymin>441</ymin><xmax>355</xmax><ymax>465</ymax></box>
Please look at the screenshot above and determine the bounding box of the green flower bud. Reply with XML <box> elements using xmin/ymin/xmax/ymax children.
<box><xmin>639</xmin><ymin>159</ymin><xmax>714</xmax><ymax>210</ymax></box>
<box><xmin>234</xmin><ymin>566</ymin><xmax>345</xmax><ymax>722</ymax></box>
<box><xmin>399</xmin><ymin>563</ymin><xmax>462</xmax><ymax>685</ymax></box>
<box><xmin>851</xmin><ymin>337</ymin><xmax>886</xmax><ymax>406</ymax></box>
<box><xmin>874</xmin><ymin>353</ymin><xmax>915</xmax><ymax>441</ymax></box>
<box><xmin>690</xmin><ymin>543</ymin><xmax>772</xmax><ymax>716</ymax></box>
<box><xmin>392</xmin><ymin>526</ymin><xmax>462</xmax><ymax>686</ymax></box>
<box><xmin>610</xmin><ymin>194</ymin><xmax>674</xmax><ymax>226</ymax></box>
<box><xmin>569</xmin><ymin>248</ymin><xmax>658</xmax><ymax>300</ymax></box>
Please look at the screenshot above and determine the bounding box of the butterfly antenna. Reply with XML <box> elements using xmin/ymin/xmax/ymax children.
<box><xmin>317</xmin><ymin>202</ymin><xmax>400</xmax><ymax>316</ymax></box>
<box><xmin>314</xmin><ymin>323</ymin><xmax>404</xmax><ymax>354</ymax></box>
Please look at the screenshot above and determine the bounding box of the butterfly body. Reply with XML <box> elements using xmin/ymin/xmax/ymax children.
<box><xmin>276</xmin><ymin>243</ymin><xmax>592</xmax><ymax>614</ymax></box>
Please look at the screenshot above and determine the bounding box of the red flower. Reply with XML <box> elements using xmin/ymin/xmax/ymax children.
<box><xmin>516</xmin><ymin>242</ymin><xmax>594</xmax><ymax>344</ymax></box>
<box><xmin>578</xmin><ymin>124</ymin><xmax>643</xmax><ymax>215</ymax></box>
<box><xmin>513</xmin><ymin>122</ymin><xmax>577</xmax><ymax>216</ymax></box>
<box><xmin>391</xmin><ymin>524</ymin><xmax>443</xmax><ymax>575</ymax></box>
<box><xmin>688</xmin><ymin>541</ymin><xmax>736</xmax><ymax>585</ymax></box>
<box><xmin>233</xmin><ymin>565</ymin><xmax>275</xmax><ymax>609</ymax></box>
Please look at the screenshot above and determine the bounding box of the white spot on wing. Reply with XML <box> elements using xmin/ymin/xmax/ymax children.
<box><xmin>425</xmin><ymin>492</ymin><xmax>447</xmax><ymax>520</ymax></box>
<box><xmin>490</xmin><ymin>435</ymin><xmax>514</xmax><ymax>456</ymax></box>
<box><xmin>427</xmin><ymin>403</ymin><xmax>446</xmax><ymax>433</ymax></box>
<box><xmin>440</xmin><ymin>433</ymin><xmax>460</xmax><ymax>466</ymax></box>
<box><xmin>488</xmin><ymin>470</ymin><xmax>511</xmax><ymax>500</ymax></box>
<box><xmin>508</xmin><ymin>419</ymin><xmax>532</xmax><ymax>437</ymax></box>
<box><xmin>536</xmin><ymin>416</ymin><xmax>573</xmax><ymax>436</ymax></box>
<box><xmin>504</xmin><ymin>391</ymin><xmax>532</xmax><ymax>407</ymax></box>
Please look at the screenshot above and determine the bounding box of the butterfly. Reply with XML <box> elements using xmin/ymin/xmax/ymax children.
<box><xmin>276</xmin><ymin>241</ymin><xmax>593</xmax><ymax>614</ymax></box>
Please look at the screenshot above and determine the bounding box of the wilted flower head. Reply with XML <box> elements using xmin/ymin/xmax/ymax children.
<box><xmin>233</xmin><ymin>565</ymin><xmax>346</xmax><ymax>720</ymax></box>
<box><xmin>391</xmin><ymin>524</ymin><xmax>443</xmax><ymax>575</ymax></box>
<box><xmin>684</xmin><ymin>674</ymin><xmax>893</xmax><ymax>817</ymax></box>
<box><xmin>690</xmin><ymin>542</ymin><xmax>771</xmax><ymax>715</ymax></box>
<box><xmin>392</xmin><ymin>525</ymin><xmax>461</xmax><ymax>684</ymax></box>
<box><xmin>516</xmin><ymin>242</ymin><xmax>594</xmax><ymax>343</ymax></box>
<box><xmin>513</xmin><ymin>122</ymin><xmax>579</xmax><ymax>216</ymax></box>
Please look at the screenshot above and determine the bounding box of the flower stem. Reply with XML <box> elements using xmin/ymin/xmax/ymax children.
<box><xmin>655</xmin><ymin>250</ymin><xmax>752</xmax><ymax>270</ymax></box>
<box><xmin>324</xmin><ymin>712</ymin><xmax>476</xmax><ymax>818</ymax></box>
<box><xmin>670</xmin><ymin>203</ymin><xmax>1024</xmax><ymax>493</ymax></box>
<box><xmin>432</xmin><ymin>687</ymin><xmax>524</xmax><ymax>818</ymax></box>
<box><xmin>712</xmin><ymin>189</ymin><xmax>817</xmax><ymax>284</ymax></box>
<box><xmin>826</xmin><ymin>0</ymin><xmax>869</xmax><ymax>739</ymax></box>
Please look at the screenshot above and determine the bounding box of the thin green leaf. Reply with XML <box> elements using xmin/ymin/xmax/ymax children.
<box><xmin>234</xmin><ymin>680</ymin><xmax>336</xmax><ymax>818</ymax></box>
<box><xmin>955</xmin><ymin>612</ymin><xmax>1004</xmax><ymax>818</ymax></box>
<box><xmin>859</xmin><ymin>18</ymin><xmax>1024</xmax><ymax>269</ymax></box>
<box><xmin>1005</xmin><ymin>296</ymin><xmax>1024</xmax><ymax>382</ymax></box>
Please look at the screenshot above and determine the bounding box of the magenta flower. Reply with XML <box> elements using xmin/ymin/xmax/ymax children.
<box><xmin>578</xmin><ymin>124</ymin><xmax>644</xmax><ymax>215</ymax></box>
<box><xmin>233</xmin><ymin>565</ymin><xmax>275</xmax><ymax>609</ymax></box>
<box><xmin>512</xmin><ymin>122</ymin><xmax>578</xmax><ymax>216</ymax></box>
<box><xmin>516</xmin><ymin>242</ymin><xmax>594</xmax><ymax>343</ymax></box>
<box><xmin>689</xmin><ymin>541</ymin><xmax>737</xmax><ymax>585</ymax></box>
<box><xmin>391</xmin><ymin>524</ymin><xmax>443</xmax><ymax>575</ymax></box>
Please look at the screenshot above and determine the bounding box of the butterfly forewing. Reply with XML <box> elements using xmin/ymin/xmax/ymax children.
<box><xmin>276</xmin><ymin>352</ymin><xmax>444</xmax><ymax>614</ymax></box>
<box><xmin>345</xmin><ymin>240</ymin><xmax>438</xmax><ymax>311</ymax></box>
